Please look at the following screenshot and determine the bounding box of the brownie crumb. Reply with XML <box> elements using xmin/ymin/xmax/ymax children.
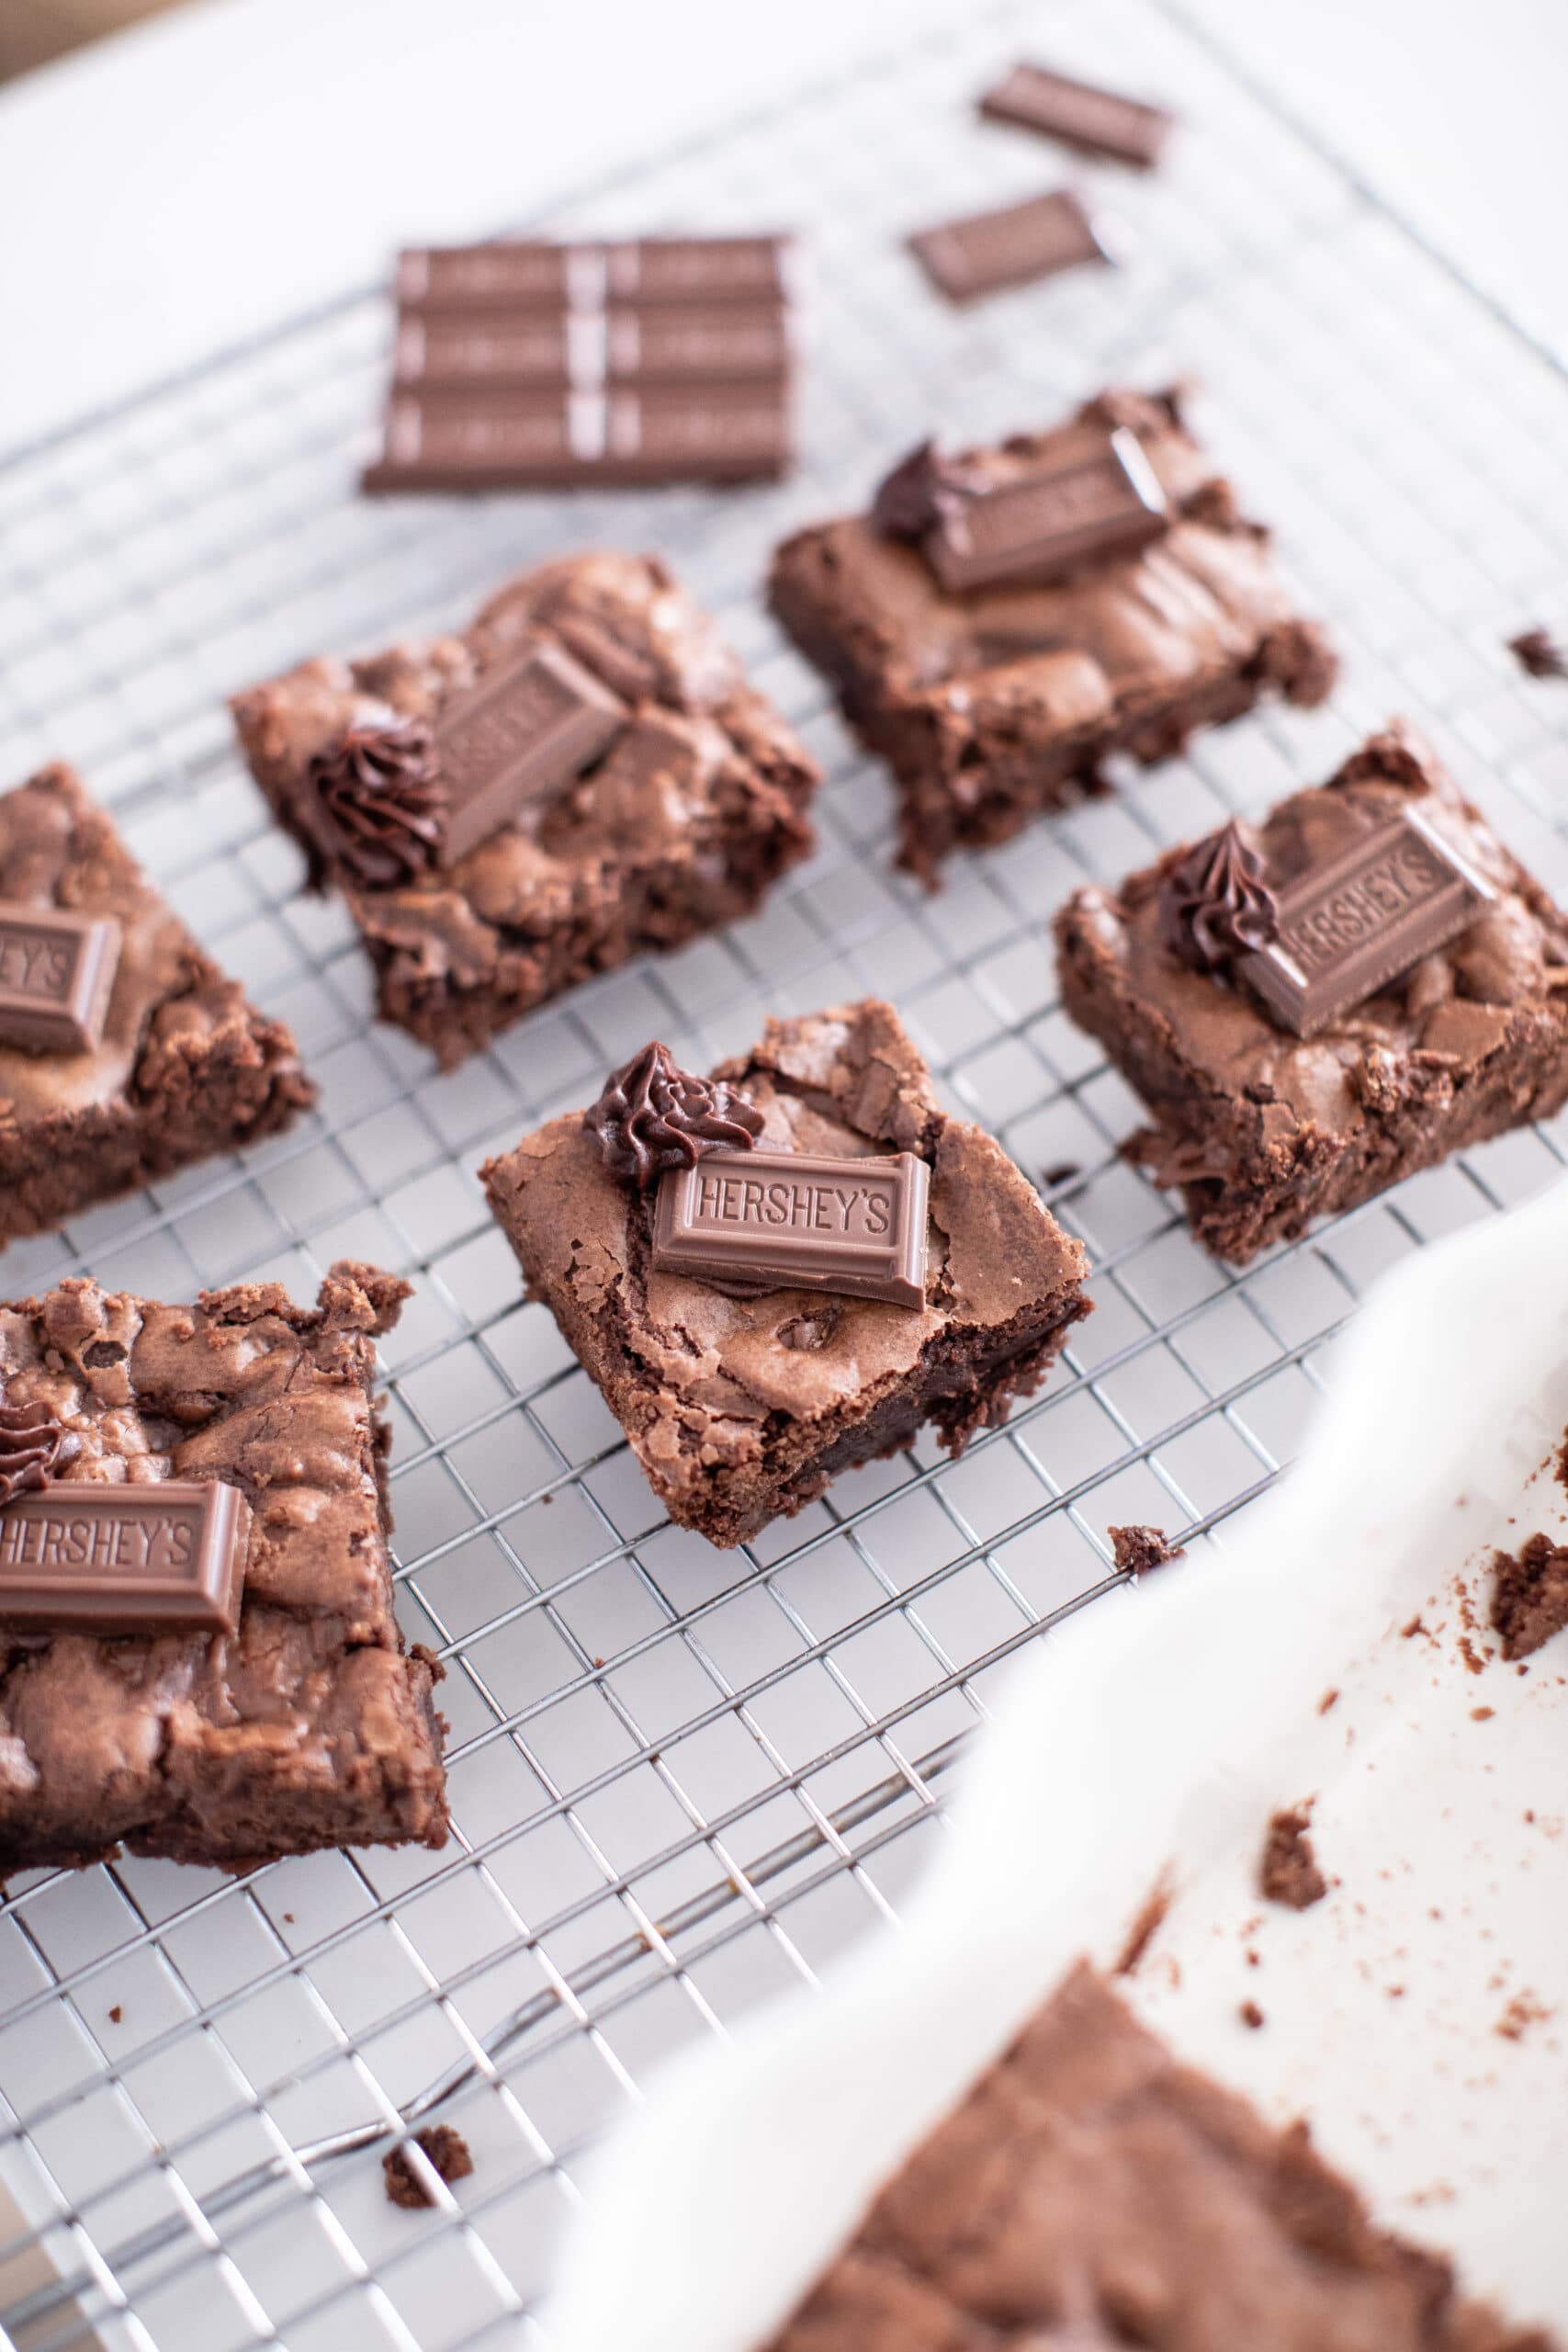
<box><xmin>1507</xmin><ymin>627</ymin><xmax>1567</xmax><ymax>681</ymax></box>
<box><xmin>1041</xmin><ymin>1160</ymin><xmax>1082</xmax><ymax>1188</ymax></box>
<box><xmin>1495</xmin><ymin>1990</ymin><xmax>1552</xmax><ymax>2042</ymax></box>
<box><xmin>1239</xmin><ymin>1999</ymin><xmax>1265</xmax><ymax>2030</ymax></box>
<box><xmin>1316</xmin><ymin>1687</ymin><xmax>1339</xmax><ymax>1715</ymax></box>
<box><xmin>383</xmin><ymin>2125</ymin><xmax>475</xmax><ymax>2210</ymax></box>
<box><xmin>1112</xmin><ymin>1877</ymin><xmax>1172</xmax><ymax>1977</ymax></box>
<box><xmin>1109</xmin><ymin>1523</ymin><xmax>1185</xmax><ymax>1577</ymax></box>
<box><xmin>1259</xmin><ymin>1804</ymin><xmax>1328</xmax><ymax>1910</ymax></box>
<box><xmin>1489</xmin><ymin>1533</ymin><xmax>1568</xmax><ymax>1661</ymax></box>
<box><xmin>107</xmin><ymin>2006</ymin><xmax>122</xmax><ymax>2025</ymax></box>
<box><xmin>1471</xmin><ymin>1706</ymin><xmax>1495</xmax><ymax>1723</ymax></box>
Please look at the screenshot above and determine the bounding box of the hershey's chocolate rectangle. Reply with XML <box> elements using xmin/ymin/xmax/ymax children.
<box><xmin>925</xmin><ymin>427</ymin><xmax>1168</xmax><ymax>592</ymax></box>
<box><xmin>395</xmin><ymin>306</ymin><xmax>791</xmax><ymax>391</ymax></box>
<box><xmin>909</xmin><ymin>187</ymin><xmax>1108</xmax><ymax>305</ymax></box>
<box><xmin>0</xmin><ymin>902</ymin><xmax>120</xmax><ymax>1057</ymax></box>
<box><xmin>364</xmin><ymin>385</ymin><xmax>792</xmax><ymax>490</ymax></box>
<box><xmin>434</xmin><ymin>643</ymin><xmax>626</xmax><ymax>861</ymax></box>
<box><xmin>0</xmin><ymin>1481</ymin><xmax>250</xmax><ymax>1635</ymax></box>
<box><xmin>651</xmin><ymin>1149</ymin><xmax>930</xmax><ymax>1309</ymax></box>
<box><xmin>978</xmin><ymin>62</ymin><xmax>1174</xmax><ymax>168</ymax></box>
<box><xmin>396</xmin><ymin>237</ymin><xmax>792</xmax><ymax>313</ymax></box>
<box><xmin>1237</xmin><ymin>809</ymin><xmax>1495</xmax><ymax>1038</ymax></box>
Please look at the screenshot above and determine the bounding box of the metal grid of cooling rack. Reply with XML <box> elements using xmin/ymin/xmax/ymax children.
<box><xmin>2</xmin><ymin>3</ymin><xmax>1568</xmax><ymax>2346</ymax></box>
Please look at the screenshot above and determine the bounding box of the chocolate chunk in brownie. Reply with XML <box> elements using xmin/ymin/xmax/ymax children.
<box><xmin>480</xmin><ymin>999</ymin><xmax>1090</xmax><ymax>1548</ymax></box>
<box><xmin>1055</xmin><ymin>724</ymin><xmax>1568</xmax><ymax>1262</ymax></box>
<box><xmin>1260</xmin><ymin>1804</ymin><xmax>1328</xmax><ymax>1910</ymax></box>
<box><xmin>768</xmin><ymin>387</ymin><xmax>1335</xmax><ymax>883</ymax></box>
<box><xmin>0</xmin><ymin>765</ymin><xmax>314</xmax><ymax>1246</ymax></box>
<box><xmin>383</xmin><ymin>2124</ymin><xmax>474</xmax><ymax>2210</ymax></box>
<box><xmin>1490</xmin><ymin>1532</ymin><xmax>1568</xmax><ymax>1661</ymax></box>
<box><xmin>231</xmin><ymin>552</ymin><xmax>819</xmax><ymax>1068</ymax></box>
<box><xmin>765</xmin><ymin>1964</ymin><xmax>1547</xmax><ymax>2350</ymax></box>
<box><xmin>0</xmin><ymin>1263</ymin><xmax>447</xmax><ymax>1875</ymax></box>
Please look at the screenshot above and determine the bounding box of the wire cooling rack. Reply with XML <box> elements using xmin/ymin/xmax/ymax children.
<box><xmin>2</xmin><ymin>3</ymin><xmax>1568</xmax><ymax>2346</ymax></box>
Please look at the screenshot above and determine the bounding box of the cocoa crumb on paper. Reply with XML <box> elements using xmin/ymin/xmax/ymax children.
<box><xmin>1489</xmin><ymin>1533</ymin><xmax>1568</xmax><ymax>1661</ymax></box>
<box><xmin>1495</xmin><ymin>1991</ymin><xmax>1552</xmax><ymax>2043</ymax></box>
<box><xmin>1239</xmin><ymin>1999</ymin><xmax>1265</xmax><ymax>2030</ymax></box>
<box><xmin>1112</xmin><ymin>1876</ymin><xmax>1172</xmax><ymax>1977</ymax></box>
<box><xmin>1259</xmin><ymin>1804</ymin><xmax>1327</xmax><ymax>1911</ymax></box>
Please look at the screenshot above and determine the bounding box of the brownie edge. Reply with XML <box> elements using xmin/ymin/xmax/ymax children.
<box><xmin>480</xmin><ymin>1000</ymin><xmax>1089</xmax><ymax>1547</ymax></box>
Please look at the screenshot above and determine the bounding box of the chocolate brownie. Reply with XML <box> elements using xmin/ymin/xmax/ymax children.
<box><xmin>768</xmin><ymin>388</ymin><xmax>1335</xmax><ymax>883</ymax></box>
<box><xmin>1055</xmin><ymin>725</ymin><xmax>1568</xmax><ymax>1262</ymax></box>
<box><xmin>479</xmin><ymin>1000</ymin><xmax>1090</xmax><ymax>1548</ymax></box>
<box><xmin>766</xmin><ymin>1963</ymin><xmax>1553</xmax><ymax>2351</ymax></box>
<box><xmin>231</xmin><ymin>553</ymin><xmax>819</xmax><ymax>1068</ymax></box>
<box><xmin>0</xmin><ymin>764</ymin><xmax>314</xmax><ymax>1245</ymax></box>
<box><xmin>0</xmin><ymin>1262</ymin><xmax>447</xmax><ymax>1875</ymax></box>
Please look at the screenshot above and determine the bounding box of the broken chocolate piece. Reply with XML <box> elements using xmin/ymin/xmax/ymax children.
<box><xmin>0</xmin><ymin>902</ymin><xmax>121</xmax><ymax>1057</ymax></box>
<box><xmin>909</xmin><ymin>187</ymin><xmax>1109</xmax><ymax>305</ymax></box>
<box><xmin>1507</xmin><ymin>628</ymin><xmax>1566</xmax><ymax>681</ymax></box>
<box><xmin>651</xmin><ymin>1147</ymin><xmax>930</xmax><ymax>1308</ymax></box>
<box><xmin>978</xmin><ymin>61</ymin><xmax>1175</xmax><ymax>168</ymax></box>
<box><xmin>870</xmin><ymin>439</ymin><xmax>988</xmax><ymax>541</ymax></box>
<box><xmin>0</xmin><ymin>1480</ymin><xmax>250</xmax><ymax>1636</ymax></box>
<box><xmin>584</xmin><ymin>1041</ymin><xmax>764</xmax><ymax>1189</ymax></box>
<box><xmin>1236</xmin><ymin>808</ymin><xmax>1495</xmax><ymax>1038</ymax></box>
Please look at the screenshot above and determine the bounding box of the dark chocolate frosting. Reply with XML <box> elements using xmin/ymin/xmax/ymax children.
<box><xmin>1158</xmin><ymin>817</ymin><xmax>1279</xmax><ymax>974</ymax></box>
<box><xmin>0</xmin><ymin>1398</ymin><xmax>64</xmax><ymax>1507</ymax></box>
<box><xmin>305</xmin><ymin>720</ymin><xmax>448</xmax><ymax>887</ymax></box>
<box><xmin>584</xmin><ymin>1041</ymin><xmax>764</xmax><ymax>1189</ymax></box>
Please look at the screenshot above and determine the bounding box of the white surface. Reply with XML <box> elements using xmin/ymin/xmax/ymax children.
<box><xmin>547</xmin><ymin>1181</ymin><xmax>1568</xmax><ymax>2350</ymax></box>
<box><xmin>4</xmin><ymin>0</ymin><xmax>1568</xmax><ymax>458</ymax></box>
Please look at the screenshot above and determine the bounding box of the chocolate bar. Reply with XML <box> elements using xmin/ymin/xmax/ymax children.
<box><xmin>367</xmin><ymin>234</ymin><xmax>797</xmax><ymax>491</ymax></box>
<box><xmin>1237</xmin><ymin>808</ymin><xmax>1495</xmax><ymax>1038</ymax></box>
<box><xmin>909</xmin><ymin>187</ymin><xmax>1109</xmax><ymax>305</ymax></box>
<box><xmin>432</xmin><ymin>641</ymin><xmax>626</xmax><ymax>864</ymax></box>
<box><xmin>0</xmin><ymin>1480</ymin><xmax>250</xmax><ymax>1634</ymax></box>
<box><xmin>978</xmin><ymin>61</ymin><xmax>1174</xmax><ymax>168</ymax></box>
<box><xmin>0</xmin><ymin>903</ymin><xmax>120</xmax><ymax>1056</ymax></box>
<box><xmin>651</xmin><ymin>1148</ymin><xmax>930</xmax><ymax>1308</ymax></box>
<box><xmin>364</xmin><ymin>384</ymin><xmax>793</xmax><ymax>492</ymax></box>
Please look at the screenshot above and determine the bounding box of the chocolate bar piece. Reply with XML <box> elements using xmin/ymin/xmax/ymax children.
<box><xmin>367</xmin><ymin>234</ymin><xmax>797</xmax><ymax>490</ymax></box>
<box><xmin>651</xmin><ymin>1148</ymin><xmax>930</xmax><ymax>1308</ymax></box>
<box><xmin>397</xmin><ymin>237</ymin><xmax>793</xmax><ymax>313</ymax></box>
<box><xmin>978</xmin><ymin>60</ymin><xmax>1174</xmax><ymax>167</ymax></box>
<box><xmin>0</xmin><ymin>902</ymin><xmax>120</xmax><ymax>1056</ymax></box>
<box><xmin>924</xmin><ymin>426</ymin><xmax>1168</xmax><ymax>591</ymax></box>
<box><xmin>432</xmin><ymin>640</ymin><xmax>626</xmax><ymax>864</ymax></box>
<box><xmin>909</xmin><ymin>187</ymin><xmax>1107</xmax><ymax>304</ymax></box>
<box><xmin>395</xmin><ymin>306</ymin><xmax>792</xmax><ymax>391</ymax></box>
<box><xmin>482</xmin><ymin>1001</ymin><xmax>1089</xmax><ymax>1546</ymax></box>
<box><xmin>0</xmin><ymin>1481</ymin><xmax>249</xmax><ymax>1635</ymax></box>
<box><xmin>1237</xmin><ymin>807</ymin><xmax>1495</xmax><ymax>1038</ymax></box>
<box><xmin>363</xmin><ymin>383</ymin><xmax>793</xmax><ymax>491</ymax></box>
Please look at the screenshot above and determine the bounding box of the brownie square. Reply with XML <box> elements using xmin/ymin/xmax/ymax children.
<box><xmin>765</xmin><ymin>1965</ymin><xmax>1545</xmax><ymax>2349</ymax></box>
<box><xmin>480</xmin><ymin>999</ymin><xmax>1090</xmax><ymax>1548</ymax></box>
<box><xmin>0</xmin><ymin>764</ymin><xmax>314</xmax><ymax>1246</ymax></box>
<box><xmin>768</xmin><ymin>387</ymin><xmax>1336</xmax><ymax>882</ymax></box>
<box><xmin>0</xmin><ymin>1261</ymin><xmax>447</xmax><ymax>1876</ymax></box>
<box><xmin>1055</xmin><ymin>725</ymin><xmax>1568</xmax><ymax>1263</ymax></box>
<box><xmin>231</xmin><ymin>552</ymin><xmax>820</xmax><ymax>1068</ymax></box>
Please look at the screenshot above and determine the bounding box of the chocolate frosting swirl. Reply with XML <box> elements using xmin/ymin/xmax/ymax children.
<box><xmin>305</xmin><ymin>719</ymin><xmax>448</xmax><ymax>888</ymax></box>
<box><xmin>870</xmin><ymin>438</ymin><xmax>988</xmax><ymax>541</ymax></box>
<box><xmin>584</xmin><ymin>1042</ymin><xmax>765</xmax><ymax>1190</ymax></box>
<box><xmin>0</xmin><ymin>1397</ymin><xmax>64</xmax><ymax>1507</ymax></box>
<box><xmin>1158</xmin><ymin>818</ymin><xmax>1280</xmax><ymax>975</ymax></box>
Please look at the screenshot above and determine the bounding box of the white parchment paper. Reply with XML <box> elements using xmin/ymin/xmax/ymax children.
<box><xmin>547</xmin><ymin>1179</ymin><xmax>1568</xmax><ymax>2350</ymax></box>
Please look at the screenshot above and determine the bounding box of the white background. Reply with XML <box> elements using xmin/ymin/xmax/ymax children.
<box><xmin>2</xmin><ymin>0</ymin><xmax>1567</xmax><ymax>459</ymax></box>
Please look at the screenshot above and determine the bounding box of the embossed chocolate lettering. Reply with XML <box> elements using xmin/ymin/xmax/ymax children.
<box><xmin>0</xmin><ymin>903</ymin><xmax>120</xmax><ymax>1057</ymax></box>
<box><xmin>652</xmin><ymin>1149</ymin><xmax>930</xmax><ymax>1308</ymax></box>
<box><xmin>0</xmin><ymin>1482</ymin><xmax>250</xmax><ymax>1634</ymax></box>
<box><xmin>925</xmin><ymin>428</ymin><xmax>1168</xmax><ymax>591</ymax></box>
<box><xmin>432</xmin><ymin>642</ymin><xmax>627</xmax><ymax>861</ymax></box>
